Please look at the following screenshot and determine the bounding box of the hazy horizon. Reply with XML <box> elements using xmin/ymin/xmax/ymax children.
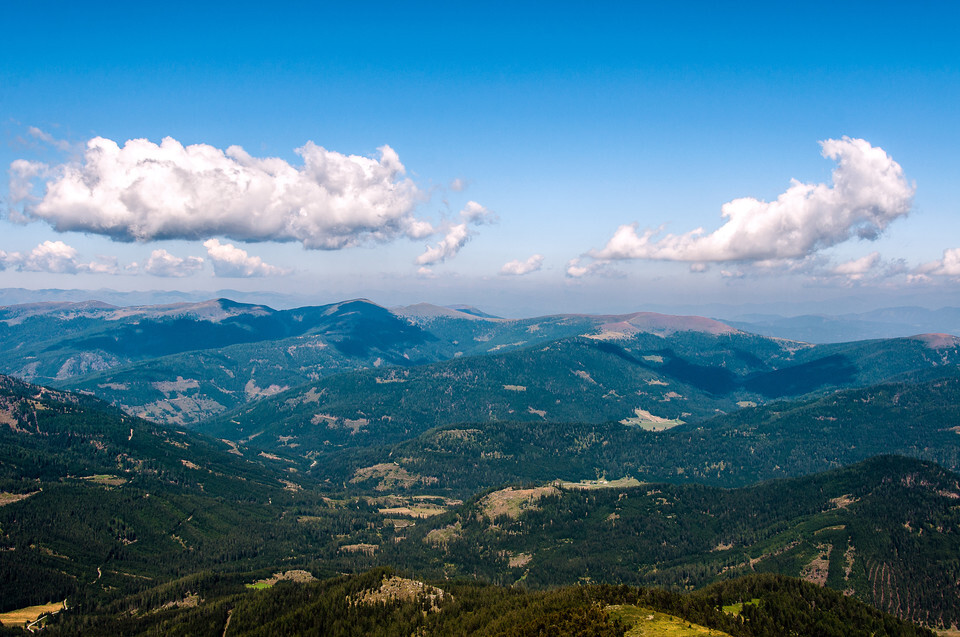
<box><xmin>2</xmin><ymin>285</ymin><xmax>959</xmax><ymax>323</ymax></box>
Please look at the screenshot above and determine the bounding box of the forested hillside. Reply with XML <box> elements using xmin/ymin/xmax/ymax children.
<box><xmin>2</xmin><ymin>374</ymin><xmax>956</xmax><ymax>631</ymax></box>
<box><xmin>374</xmin><ymin>456</ymin><xmax>960</xmax><ymax>627</ymax></box>
<box><xmin>287</xmin><ymin>372</ymin><xmax>960</xmax><ymax>495</ymax></box>
<box><xmin>201</xmin><ymin>331</ymin><xmax>960</xmax><ymax>457</ymax></box>
<box><xmin>35</xmin><ymin>568</ymin><xmax>935</xmax><ymax>637</ymax></box>
<box><xmin>2</xmin><ymin>294</ymin><xmax>960</xmax><ymax>634</ymax></box>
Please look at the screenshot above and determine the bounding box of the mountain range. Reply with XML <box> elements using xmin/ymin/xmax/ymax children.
<box><xmin>2</xmin><ymin>295</ymin><xmax>960</xmax><ymax>634</ymax></box>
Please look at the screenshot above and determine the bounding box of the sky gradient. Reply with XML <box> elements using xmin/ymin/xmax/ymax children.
<box><xmin>3</xmin><ymin>1</ymin><xmax>959</xmax><ymax>316</ymax></box>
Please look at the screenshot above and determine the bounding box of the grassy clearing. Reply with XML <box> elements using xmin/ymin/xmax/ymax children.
<box><xmin>620</xmin><ymin>408</ymin><xmax>684</xmax><ymax>431</ymax></box>
<box><xmin>350</xmin><ymin>463</ymin><xmax>436</xmax><ymax>491</ymax></box>
<box><xmin>560</xmin><ymin>477</ymin><xmax>642</xmax><ymax>490</ymax></box>
<box><xmin>606</xmin><ymin>605</ymin><xmax>731</xmax><ymax>636</ymax></box>
<box><xmin>0</xmin><ymin>491</ymin><xmax>38</xmax><ymax>506</ymax></box>
<box><xmin>378</xmin><ymin>504</ymin><xmax>447</xmax><ymax>518</ymax></box>
<box><xmin>81</xmin><ymin>475</ymin><xmax>128</xmax><ymax>486</ymax></box>
<box><xmin>247</xmin><ymin>570</ymin><xmax>316</xmax><ymax>589</ymax></box>
<box><xmin>721</xmin><ymin>598</ymin><xmax>759</xmax><ymax>615</ymax></box>
<box><xmin>480</xmin><ymin>486</ymin><xmax>559</xmax><ymax>520</ymax></box>
<box><xmin>0</xmin><ymin>601</ymin><xmax>65</xmax><ymax>628</ymax></box>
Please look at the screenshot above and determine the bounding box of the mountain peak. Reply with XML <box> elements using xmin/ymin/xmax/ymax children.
<box><xmin>577</xmin><ymin>311</ymin><xmax>740</xmax><ymax>338</ymax></box>
<box><xmin>913</xmin><ymin>333</ymin><xmax>960</xmax><ymax>349</ymax></box>
<box><xmin>392</xmin><ymin>303</ymin><xmax>498</xmax><ymax>322</ymax></box>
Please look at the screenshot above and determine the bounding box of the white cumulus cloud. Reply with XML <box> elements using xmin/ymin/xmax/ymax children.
<box><xmin>918</xmin><ymin>248</ymin><xmax>960</xmax><ymax>278</ymax></box>
<box><xmin>203</xmin><ymin>239</ymin><xmax>288</xmax><ymax>277</ymax></box>
<box><xmin>500</xmin><ymin>254</ymin><xmax>544</xmax><ymax>276</ymax></box>
<box><xmin>144</xmin><ymin>249</ymin><xmax>205</xmax><ymax>277</ymax></box>
<box><xmin>588</xmin><ymin>137</ymin><xmax>913</xmax><ymax>264</ymax></box>
<box><xmin>10</xmin><ymin>136</ymin><xmax>430</xmax><ymax>249</ymax></box>
<box><xmin>0</xmin><ymin>240</ymin><xmax>119</xmax><ymax>274</ymax></box>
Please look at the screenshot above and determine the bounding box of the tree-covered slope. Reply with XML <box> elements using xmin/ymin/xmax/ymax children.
<box><xmin>228</xmin><ymin>370</ymin><xmax>960</xmax><ymax>496</ymax></box>
<box><xmin>203</xmin><ymin>330</ymin><xmax>960</xmax><ymax>458</ymax></box>
<box><xmin>0</xmin><ymin>373</ymin><xmax>955</xmax><ymax>632</ymax></box>
<box><xmin>0</xmin><ymin>298</ymin><xmax>437</xmax><ymax>382</ymax></box>
<box><xmin>375</xmin><ymin>456</ymin><xmax>960</xmax><ymax>628</ymax></box>
<box><xmin>0</xmin><ymin>374</ymin><xmax>348</xmax><ymax>613</ymax></box>
<box><xmin>48</xmin><ymin>299</ymin><xmax>446</xmax><ymax>424</ymax></box>
<box><xmin>37</xmin><ymin>568</ymin><xmax>934</xmax><ymax>637</ymax></box>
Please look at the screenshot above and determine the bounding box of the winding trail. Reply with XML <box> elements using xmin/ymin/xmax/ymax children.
<box><xmin>222</xmin><ymin>608</ymin><xmax>234</xmax><ymax>637</ymax></box>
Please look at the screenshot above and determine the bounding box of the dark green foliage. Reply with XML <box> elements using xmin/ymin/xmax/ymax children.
<box><xmin>0</xmin><ymin>374</ymin><xmax>327</xmax><ymax>612</ymax></box>
<box><xmin>2</xmin><ymin>299</ymin><xmax>446</xmax><ymax>425</ymax></box>
<box><xmin>1</xmin><ymin>322</ymin><xmax>959</xmax><ymax>635</ymax></box>
<box><xmin>322</xmin><ymin>372</ymin><xmax>960</xmax><ymax>497</ymax></box>
<box><xmin>378</xmin><ymin>456</ymin><xmax>960</xmax><ymax>628</ymax></box>
<box><xmin>207</xmin><ymin>331</ymin><xmax>960</xmax><ymax>460</ymax></box>
<box><xmin>698</xmin><ymin>574</ymin><xmax>935</xmax><ymax>636</ymax></box>
<box><xmin>41</xmin><ymin>569</ymin><xmax>933</xmax><ymax>636</ymax></box>
<box><xmin>741</xmin><ymin>354</ymin><xmax>857</xmax><ymax>396</ymax></box>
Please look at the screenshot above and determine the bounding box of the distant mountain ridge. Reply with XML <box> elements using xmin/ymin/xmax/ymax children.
<box><xmin>724</xmin><ymin>306</ymin><xmax>960</xmax><ymax>343</ymax></box>
<box><xmin>0</xmin><ymin>298</ymin><xmax>763</xmax><ymax>426</ymax></box>
<box><xmin>2</xmin><ymin>295</ymin><xmax>959</xmax><ymax>431</ymax></box>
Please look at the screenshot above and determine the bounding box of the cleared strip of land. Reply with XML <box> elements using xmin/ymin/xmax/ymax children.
<box><xmin>0</xmin><ymin>601</ymin><xmax>65</xmax><ymax>628</ymax></box>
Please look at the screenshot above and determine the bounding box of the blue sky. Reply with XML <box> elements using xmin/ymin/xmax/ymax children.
<box><xmin>3</xmin><ymin>1</ymin><xmax>959</xmax><ymax>315</ymax></box>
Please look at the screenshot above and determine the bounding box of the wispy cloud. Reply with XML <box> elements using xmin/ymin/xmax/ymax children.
<box><xmin>580</xmin><ymin>138</ymin><xmax>913</xmax><ymax>271</ymax></box>
<box><xmin>565</xmin><ymin>257</ymin><xmax>620</xmax><ymax>279</ymax></box>
<box><xmin>0</xmin><ymin>240</ymin><xmax>119</xmax><ymax>274</ymax></box>
<box><xmin>830</xmin><ymin>252</ymin><xmax>881</xmax><ymax>280</ymax></box>
<box><xmin>203</xmin><ymin>239</ymin><xmax>288</xmax><ymax>277</ymax></box>
<box><xmin>27</xmin><ymin>126</ymin><xmax>74</xmax><ymax>152</ymax></box>
<box><xmin>415</xmin><ymin>201</ymin><xmax>496</xmax><ymax>266</ymax></box>
<box><xmin>500</xmin><ymin>254</ymin><xmax>544</xmax><ymax>276</ymax></box>
<box><xmin>144</xmin><ymin>249</ymin><xmax>205</xmax><ymax>277</ymax></box>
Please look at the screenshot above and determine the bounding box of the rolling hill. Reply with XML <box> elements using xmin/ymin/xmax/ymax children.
<box><xmin>1</xmin><ymin>298</ymin><xmax>438</xmax><ymax>383</ymax></box>
<box><xmin>44</xmin><ymin>568</ymin><xmax>931</xmax><ymax>636</ymax></box>
<box><xmin>0</xmin><ymin>372</ymin><xmax>956</xmax><ymax>632</ymax></box>
<box><xmin>374</xmin><ymin>455</ymin><xmax>960</xmax><ymax>629</ymax></box>
<box><xmin>199</xmin><ymin>330</ymin><xmax>960</xmax><ymax>461</ymax></box>
<box><xmin>308</xmin><ymin>372</ymin><xmax>960</xmax><ymax>496</ymax></box>
<box><xmin>6</xmin><ymin>296</ymin><xmax>957</xmax><ymax>435</ymax></box>
<box><xmin>0</xmin><ymin>373</ymin><xmax>341</xmax><ymax>613</ymax></box>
